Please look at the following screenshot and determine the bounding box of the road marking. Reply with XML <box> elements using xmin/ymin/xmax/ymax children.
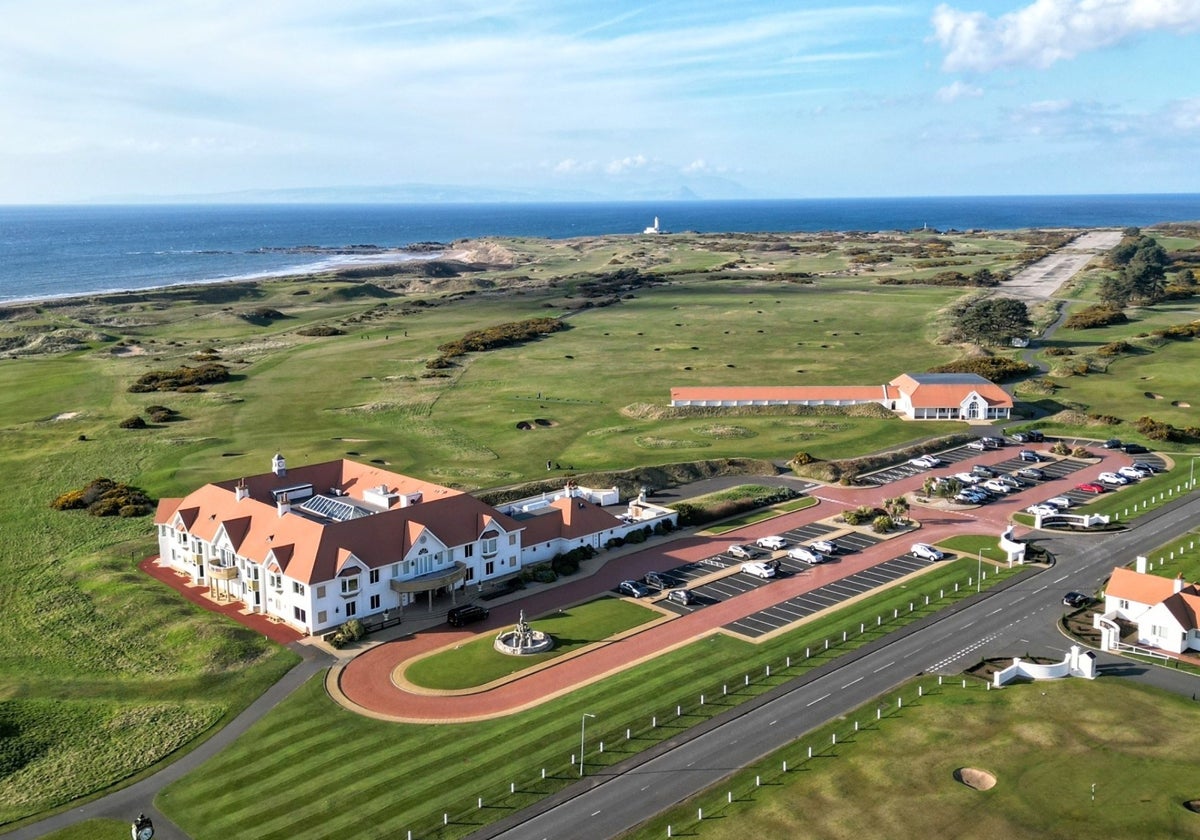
<box><xmin>592</xmin><ymin>810</ymin><xmax>602</xmax><ymax>816</ymax></box>
<box><xmin>1053</xmin><ymin>574</ymin><xmax>1068</xmax><ymax>583</ymax></box>
<box><xmin>987</xmin><ymin>608</ymin><xmax>1002</xmax><ymax>616</ymax></box>
<box><xmin>1033</xmin><ymin>585</ymin><xmax>1047</xmax><ymax>594</ymax></box>
<box><xmin>842</xmin><ymin>676</ymin><xmax>863</xmax><ymax>688</ymax></box>
<box><xmin>770</xmin><ymin>719</ymin><xmax>777</xmax><ymax>726</ymax></box>
<box><xmin>807</xmin><ymin>693</ymin><xmax>831</xmax><ymax>707</ymax></box>
<box><xmin>874</xmin><ymin>661</ymin><xmax>894</xmax><ymax>672</ymax></box>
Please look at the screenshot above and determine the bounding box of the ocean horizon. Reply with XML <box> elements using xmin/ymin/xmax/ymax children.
<box><xmin>3</xmin><ymin>195</ymin><xmax>1200</xmax><ymax>305</ymax></box>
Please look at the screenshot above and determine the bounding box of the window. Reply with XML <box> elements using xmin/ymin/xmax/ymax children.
<box><xmin>345</xmin><ymin>601</ymin><xmax>357</xmax><ymax>617</ymax></box>
<box><xmin>293</xmin><ymin>606</ymin><xmax>307</xmax><ymax>623</ymax></box>
<box><xmin>370</xmin><ymin>594</ymin><xmax>381</xmax><ymax>610</ymax></box>
<box><xmin>292</xmin><ymin>581</ymin><xmax>305</xmax><ymax>596</ymax></box>
<box><xmin>369</xmin><ymin>569</ymin><xmax>380</xmax><ymax>585</ymax></box>
<box><xmin>485</xmin><ymin>561</ymin><xmax>495</xmax><ymax>576</ymax></box>
<box><xmin>316</xmin><ymin>585</ymin><xmax>326</xmax><ymax>599</ymax></box>
<box><xmin>508</xmin><ymin>534</ymin><xmax>517</xmax><ymax>546</ymax></box>
<box><xmin>463</xmin><ymin>544</ymin><xmax>474</xmax><ymax>558</ymax></box>
<box><xmin>464</xmin><ymin>566</ymin><xmax>475</xmax><ymax>582</ymax></box>
<box><xmin>482</xmin><ymin>538</ymin><xmax>498</xmax><ymax>557</ymax></box>
<box><xmin>1151</xmin><ymin>624</ymin><xmax>1167</xmax><ymax>638</ymax></box>
<box><xmin>1119</xmin><ymin>599</ymin><xmax>1130</xmax><ymax>610</ymax></box>
<box><xmin>391</xmin><ymin>564</ymin><xmax>399</xmax><ymax>577</ymax></box>
<box><xmin>269</xmin><ymin>572</ymin><xmax>282</xmax><ymax>590</ymax></box>
<box><xmin>341</xmin><ymin>577</ymin><xmax>359</xmax><ymax>595</ymax></box>
<box><xmin>317</xmin><ymin>610</ymin><xmax>327</xmax><ymax>625</ymax></box>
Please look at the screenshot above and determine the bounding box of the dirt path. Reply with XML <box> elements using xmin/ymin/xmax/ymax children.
<box><xmin>1001</xmin><ymin>229</ymin><xmax>1123</xmax><ymax>301</ymax></box>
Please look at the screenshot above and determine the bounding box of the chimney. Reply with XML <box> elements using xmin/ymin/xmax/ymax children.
<box><xmin>277</xmin><ymin>493</ymin><xmax>291</xmax><ymax>518</ymax></box>
<box><xmin>1135</xmin><ymin>555</ymin><xmax>1147</xmax><ymax>574</ymax></box>
<box><xmin>235</xmin><ymin>479</ymin><xmax>249</xmax><ymax>502</ymax></box>
<box><xmin>1174</xmin><ymin>573</ymin><xmax>1185</xmax><ymax>594</ymax></box>
<box><xmin>272</xmin><ymin>453</ymin><xmax>287</xmax><ymax>477</ymax></box>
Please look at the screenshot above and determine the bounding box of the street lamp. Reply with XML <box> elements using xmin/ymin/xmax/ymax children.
<box><xmin>580</xmin><ymin>713</ymin><xmax>596</xmax><ymax>776</ymax></box>
<box><xmin>1191</xmin><ymin>457</ymin><xmax>1197</xmax><ymax>491</ymax></box>
<box><xmin>977</xmin><ymin>549</ymin><xmax>983</xmax><ymax>593</ymax></box>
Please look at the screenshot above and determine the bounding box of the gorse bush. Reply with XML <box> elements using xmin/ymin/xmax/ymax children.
<box><xmin>128</xmin><ymin>363</ymin><xmax>231</xmax><ymax>393</ymax></box>
<box><xmin>1063</xmin><ymin>304</ymin><xmax>1128</xmax><ymax>330</ymax></box>
<box><xmin>437</xmin><ymin>317</ymin><xmax>567</xmax><ymax>358</ymax></box>
<box><xmin>51</xmin><ymin>477</ymin><xmax>154</xmax><ymax>517</ymax></box>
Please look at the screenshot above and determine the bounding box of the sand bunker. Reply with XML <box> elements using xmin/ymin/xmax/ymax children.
<box><xmin>52</xmin><ymin>411</ymin><xmax>79</xmax><ymax>421</ymax></box>
<box><xmin>1173</xmin><ymin>401</ymin><xmax>1192</xmax><ymax>408</ymax></box>
<box><xmin>1185</xmin><ymin>799</ymin><xmax>1200</xmax><ymax>814</ymax></box>
<box><xmin>109</xmin><ymin>345</ymin><xmax>146</xmax><ymax>357</ymax></box>
<box><xmin>1145</xmin><ymin>392</ymin><xmax>1164</xmax><ymax>399</ymax></box>
<box><xmin>954</xmin><ymin>768</ymin><xmax>996</xmax><ymax>791</ymax></box>
<box><xmin>516</xmin><ymin>419</ymin><xmax>557</xmax><ymax>430</ymax></box>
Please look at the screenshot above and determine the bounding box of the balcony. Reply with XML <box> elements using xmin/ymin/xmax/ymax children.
<box><xmin>209</xmin><ymin>564</ymin><xmax>238</xmax><ymax>581</ymax></box>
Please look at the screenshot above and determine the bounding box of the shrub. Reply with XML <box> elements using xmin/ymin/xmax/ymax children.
<box><xmin>119</xmin><ymin>415</ymin><xmax>147</xmax><ymax>429</ymax></box>
<box><xmin>296</xmin><ymin>325</ymin><xmax>346</xmax><ymax>337</ymax></box>
<box><xmin>239</xmin><ymin>307</ymin><xmax>287</xmax><ymax>325</ymax></box>
<box><xmin>551</xmin><ymin>553</ymin><xmax>580</xmax><ymax>576</ymax></box>
<box><xmin>51</xmin><ymin>477</ymin><xmax>154</xmax><ymax>517</ymax></box>
<box><xmin>341</xmin><ymin>619</ymin><xmax>366</xmax><ymax>642</ymax></box>
<box><xmin>1044</xmin><ymin>347</ymin><xmax>1074</xmax><ymax>356</ymax></box>
<box><xmin>129</xmin><ymin>363</ymin><xmax>230</xmax><ymax>393</ymax></box>
<box><xmin>871</xmin><ymin>515</ymin><xmax>894</xmax><ymax>534</ymax></box>
<box><xmin>1063</xmin><ymin>305</ymin><xmax>1127</xmax><ymax>330</ymax></box>
<box><xmin>146</xmin><ymin>405</ymin><xmax>180</xmax><ymax>423</ymax></box>
<box><xmin>1070</xmin><ymin>446</ymin><xmax>1093</xmax><ymax>458</ymax></box>
<box><xmin>437</xmin><ymin>317</ymin><xmax>567</xmax><ymax>359</ymax></box>
<box><xmin>1050</xmin><ymin>441</ymin><xmax>1071</xmax><ymax>455</ymax></box>
<box><xmin>926</xmin><ymin>357</ymin><xmax>1033</xmax><ymax>382</ymax></box>
<box><xmin>791</xmin><ymin>451</ymin><xmax>815</xmax><ymax>466</ymax></box>
<box><xmin>1096</xmin><ymin>340</ymin><xmax>1132</xmax><ymax>356</ymax></box>
<box><xmin>1134</xmin><ymin>415</ymin><xmax>1185</xmax><ymax>442</ymax></box>
<box><xmin>1151</xmin><ymin>320</ymin><xmax>1200</xmax><ymax>341</ymax></box>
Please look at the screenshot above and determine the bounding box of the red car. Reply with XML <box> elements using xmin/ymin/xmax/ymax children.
<box><xmin>1076</xmin><ymin>482</ymin><xmax>1106</xmax><ymax>494</ymax></box>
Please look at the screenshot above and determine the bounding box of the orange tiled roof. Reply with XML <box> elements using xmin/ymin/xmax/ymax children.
<box><xmin>1106</xmin><ymin>566</ymin><xmax>1197</xmax><ymax>605</ymax></box>
<box><xmin>670</xmin><ymin>386</ymin><xmax>888</xmax><ymax>402</ymax></box>
<box><xmin>888</xmin><ymin>374</ymin><xmax>1012</xmax><ymax>408</ymax></box>
<box><xmin>1161</xmin><ymin>592</ymin><xmax>1200</xmax><ymax>630</ymax></box>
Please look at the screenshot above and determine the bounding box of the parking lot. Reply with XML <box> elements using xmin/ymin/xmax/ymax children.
<box><xmin>721</xmin><ymin>551</ymin><xmax>942</xmax><ymax>638</ymax></box>
<box><xmin>858</xmin><ymin>443</ymin><xmax>982</xmax><ymax>486</ymax></box>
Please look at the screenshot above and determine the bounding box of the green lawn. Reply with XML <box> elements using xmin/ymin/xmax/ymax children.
<box><xmin>703</xmin><ymin>496</ymin><xmax>819</xmax><ymax>534</ymax></box>
<box><xmin>158</xmin><ymin>557</ymin><xmax>1026</xmax><ymax>840</ymax></box>
<box><xmin>935</xmin><ymin>534</ymin><xmax>1006</xmax><ymax>561</ymax></box>
<box><xmin>403</xmin><ymin>598</ymin><xmax>660</xmax><ymax>690</ymax></box>
<box><xmin>626</xmin><ymin>677</ymin><xmax>1200</xmax><ymax>840</ymax></box>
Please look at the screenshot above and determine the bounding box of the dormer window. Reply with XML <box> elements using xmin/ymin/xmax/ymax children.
<box><xmin>268</xmin><ymin>572</ymin><xmax>282</xmax><ymax>590</ymax></box>
<box><xmin>341</xmin><ymin>576</ymin><xmax>360</xmax><ymax>596</ymax></box>
<box><xmin>481</xmin><ymin>537</ymin><xmax>498</xmax><ymax>558</ymax></box>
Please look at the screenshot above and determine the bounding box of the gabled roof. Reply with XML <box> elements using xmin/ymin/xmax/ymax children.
<box><xmin>155</xmin><ymin>497</ymin><xmax>182</xmax><ymax>524</ymax></box>
<box><xmin>163</xmin><ymin>459</ymin><xmax>523</xmax><ymax>584</ymax></box>
<box><xmin>1106</xmin><ymin>566</ymin><xmax>1198</xmax><ymax>605</ymax></box>
<box><xmin>888</xmin><ymin>373</ymin><xmax>1012</xmax><ymax>409</ymax></box>
<box><xmin>1159</xmin><ymin>592</ymin><xmax>1200</xmax><ymax>631</ymax></box>
<box><xmin>521</xmin><ymin>497</ymin><xmax>623</xmax><ymax>544</ymax></box>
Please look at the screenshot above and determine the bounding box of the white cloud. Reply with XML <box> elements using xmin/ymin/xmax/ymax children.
<box><xmin>936</xmin><ymin>80</ymin><xmax>983</xmax><ymax>102</ymax></box>
<box><xmin>606</xmin><ymin>154</ymin><xmax>650</xmax><ymax>175</ymax></box>
<box><xmin>1171</xmin><ymin>97</ymin><xmax>1200</xmax><ymax>131</ymax></box>
<box><xmin>932</xmin><ymin>0</ymin><xmax>1200</xmax><ymax>73</ymax></box>
<box><xmin>682</xmin><ymin>159</ymin><xmax>711</xmax><ymax>174</ymax></box>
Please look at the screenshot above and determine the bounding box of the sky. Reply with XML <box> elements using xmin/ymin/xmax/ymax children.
<box><xmin>1</xmin><ymin>0</ymin><xmax>1198</xmax><ymax>203</ymax></box>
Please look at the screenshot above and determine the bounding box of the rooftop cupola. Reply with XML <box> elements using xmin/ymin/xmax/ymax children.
<box><xmin>272</xmin><ymin>453</ymin><xmax>287</xmax><ymax>477</ymax></box>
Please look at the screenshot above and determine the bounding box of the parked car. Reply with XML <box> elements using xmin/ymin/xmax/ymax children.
<box><xmin>787</xmin><ymin>546</ymin><xmax>826</xmax><ymax>564</ymax></box>
<box><xmin>1076</xmin><ymin>482</ymin><xmax>1106</xmax><ymax>494</ymax></box>
<box><xmin>1117</xmin><ymin>466</ymin><xmax>1147</xmax><ymax>480</ymax></box>
<box><xmin>1026</xmin><ymin>504</ymin><xmax>1059</xmax><ymax>517</ymax></box>
<box><xmin>911</xmin><ymin>542</ymin><xmax>945</xmax><ymax>561</ymax></box>
<box><xmin>959</xmin><ymin>489</ymin><xmax>990</xmax><ymax>504</ymax></box>
<box><xmin>810</xmin><ymin>539</ymin><xmax>838</xmax><ymax>555</ymax></box>
<box><xmin>644</xmin><ymin>571</ymin><xmax>672</xmax><ymax>589</ymax></box>
<box><xmin>447</xmin><ymin>603</ymin><xmax>490</xmax><ymax>627</ymax></box>
<box><xmin>971</xmin><ymin>464</ymin><xmax>998</xmax><ymax>478</ymax></box>
<box><xmin>1027</xmin><ymin>429</ymin><xmax>1045</xmax><ymax>442</ymax></box>
<box><xmin>1122</xmin><ymin>443</ymin><xmax>1149</xmax><ymax>454</ymax></box>
<box><xmin>755</xmin><ymin>535</ymin><xmax>789</xmax><ymax>551</ymax></box>
<box><xmin>953</xmin><ymin>471</ymin><xmax>980</xmax><ymax>485</ymax></box>
<box><xmin>728</xmin><ymin>544</ymin><xmax>760</xmax><ymax>560</ymax></box>
<box><xmin>1046</xmin><ymin>496</ymin><xmax>1072</xmax><ymax>509</ymax></box>
<box><xmin>666</xmin><ymin>588</ymin><xmax>695</xmax><ymax>606</ymax></box>
<box><xmin>1009</xmin><ymin>431</ymin><xmax>1030</xmax><ymax>443</ymax></box>
<box><xmin>998</xmin><ymin>474</ymin><xmax>1025</xmax><ymax>489</ymax></box>
<box><xmin>618</xmin><ymin>579</ymin><xmax>650</xmax><ymax>598</ymax></box>
<box><xmin>741</xmin><ymin>561</ymin><xmax>777</xmax><ymax>579</ymax></box>
<box><xmin>983</xmin><ymin>479</ymin><xmax>1012</xmax><ymax>495</ymax></box>
<box><xmin>1132</xmin><ymin>461</ymin><xmax>1159</xmax><ymax>474</ymax></box>
<box><xmin>1097</xmin><ymin>471</ymin><xmax>1129</xmax><ymax>485</ymax></box>
<box><xmin>909</xmin><ymin>455</ymin><xmax>939</xmax><ymax>468</ymax></box>
<box><xmin>966</xmin><ymin>440</ymin><xmax>987</xmax><ymax>451</ymax></box>
<box><xmin>1018</xmin><ymin>449</ymin><xmax>1042</xmax><ymax>462</ymax></box>
<box><xmin>982</xmin><ymin>437</ymin><xmax>1005</xmax><ymax>448</ymax></box>
<box><xmin>1062</xmin><ymin>591</ymin><xmax>1090</xmax><ymax>608</ymax></box>
<box><xmin>1102</xmin><ymin>438</ymin><xmax>1123</xmax><ymax>449</ymax></box>
<box><xmin>1017</xmin><ymin>467</ymin><xmax>1047</xmax><ymax>480</ymax></box>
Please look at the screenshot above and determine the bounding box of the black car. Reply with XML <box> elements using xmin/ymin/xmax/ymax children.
<box><xmin>1018</xmin><ymin>449</ymin><xmax>1042</xmax><ymax>462</ymax></box>
<box><xmin>1132</xmin><ymin>461</ymin><xmax>1159</xmax><ymax>474</ymax></box>
<box><xmin>1122</xmin><ymin>443</ymin><xmax>1149</xmax><ymax>454</ymax></box>
<box><xmin>982</xmin><ymin>437</ymin><xmax>1005</xmax><ymax>448</ymax></box>
<box><xmin>1102</xmin><ymin>438</ymin><xmax>1123</xmax><ymax>449</ymax></box>
<box><xmin>618</xmin><ymin>579</ymin><xmax>651</xmax><ymax>598</ymax></box>
<box><xmin>447</xmin><ymin>603</ymin><xmax>490</xmax><ymax>627</ymax></box>
<box><xmin>1062</xmin><ymin>591</ymin><xmax>1090</xmax><ymax>608</ymax></box>
<box><xmin>1027</xmin><ymin>430</ymin><xmax>1045</xmax><ymax>442</ymax></box>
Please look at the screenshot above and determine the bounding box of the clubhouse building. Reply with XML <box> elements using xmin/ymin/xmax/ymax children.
<box><xmin>1097</xmin><ymin>560</ymin><xmax>1200</xmax><ymax>655</ymax></box>
<box><xmin>155</xmin><ymin>455</ymin><xmax>675</xmax><ymax>635</ymax></box>
<box><xmin>669</xmin><ymin>372</ymin><xmax>1013</xmax><ymax>422</ymax></box>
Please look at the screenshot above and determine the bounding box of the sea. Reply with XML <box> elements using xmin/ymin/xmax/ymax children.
<box><xmin>3</xmin><ymin>195</ymin><xmax>1200</xmax><ymax>305</ymax></box>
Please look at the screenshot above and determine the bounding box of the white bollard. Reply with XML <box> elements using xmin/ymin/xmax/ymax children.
<box><xmin>478</xmin><ymin>797</ymin><xmax>483</xmax><ymax>809</ymax></box>
<box><xmin>511</xmin><ymin>782</ymin><xmax>515</xmax><ymax>793</ymax></box>
<box><xmin>783</xmin><ymin>760</ymin><xmax>788</xmax><ymax>772</ymax></box>
<box><xmin>729</xmin><ymin>791</ymin><xmax>733</xmax><ymax>803</ymax></box>
<box><xmin>766</xmin><ymin>665</ymin><xmax>771</xmax><ymax>677</ymax></box>
<box><xmin>627</xmin><ymin>728</ymin><xmax>631</xmax><ymax>740</ymax></box>
<box><xmin>832</xmin><ymin>733</ymin><xmax>837</xmax><ymax>745</ymax></box>
<box><xmin>701</xmin><ymin>694</ymin><xmax>705</xmax><ymax>705</ymax></box>
<box><xmin>756</xmin><ymin>775</ymin><xmax>761</xmax><ymax>786</ymax></box>
<box><xmin>876</xmin><ymin>708</ymin><xmax>881</xmax><ymax>720</ymax></box>
<box><xmin>919</xmin><ymin>685</ymin><xmax>923</xmax><ymax>697</ymax></box>
<box><xmin>808</xmin><ymin>746</ymin><xmax>813</xmax><ymax>758</ymax></box>
<box><xmin>542</xmin><ymin>768</ymin><xmax>546</xmax><ymax>779</ymax></box>
<box><xmin>600</xmin><ymin>742</ymin><xmax>604</xmax><ymax>753</ymax></box>
<box><xmin>938</xmin><ymin>675</ymin><xmax>943</xmax><ymax>685</ymax></box>
<box><xmin>855</xmin><ymin>721</ymin><xmax>859</xmax><ymax>732</ymax></box>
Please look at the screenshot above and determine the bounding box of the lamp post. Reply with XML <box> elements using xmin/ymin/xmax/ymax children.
<box><xmin>977</xmin><ymin>549</ymin><xmax>983</xmax><ymax>593</ymax></box>
<box><xmin>580</xmin><ymin>713</ymin><xmax>596</xmax><ymax>776</ymax></box>
<box><xmin>1191</xmin><ymin>457</ymin><xmax>1197</xmax><ymax>491</ymax></box>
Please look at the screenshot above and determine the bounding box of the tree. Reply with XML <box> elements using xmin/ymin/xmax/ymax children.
<box><xmin>956</xmin><ymin>297</ymin><xmax>1032</xmax><ymax>345</ymax></box>
<box><xmin>1098</xmin><ymin>275</ymin><xmax>1132</xmax><ymax>308</ymax></box>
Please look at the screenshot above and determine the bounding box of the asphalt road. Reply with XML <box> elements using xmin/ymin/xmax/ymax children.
<box><xmin>473</xmin><ymin>490</ymin><xmax>1200</xmax><ymax>840</ymax></box>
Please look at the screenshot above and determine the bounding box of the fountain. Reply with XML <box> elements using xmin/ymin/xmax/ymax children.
<box><xmin>494</xmin><ymin>609</ymin><xmax>555</xmax><ymax>655</ymax></box>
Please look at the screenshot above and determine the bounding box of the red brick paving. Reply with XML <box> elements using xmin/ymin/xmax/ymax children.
<box><xmin>141</xmin><ymin>556</ymin><xmax>304</xmax><ymax>645</ymax></box>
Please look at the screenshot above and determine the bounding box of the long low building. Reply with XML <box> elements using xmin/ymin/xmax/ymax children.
<box><xmin>669</xmin><ymin>372</ymin><xmax>1012</xmax><ymax>421</ymax></box>
<box><xmin>155</xmin><ymin>455</ymin><xmax>675</xmax><ymax>635</ymax></box>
